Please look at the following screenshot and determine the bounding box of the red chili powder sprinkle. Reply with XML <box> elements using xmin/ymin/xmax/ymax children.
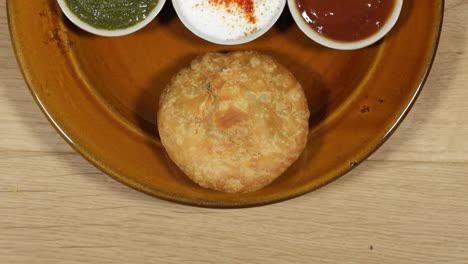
<box><xmin>209</xmin><ymin>0</ymin><xmax>257</xmax><ymax>24</ymax></box>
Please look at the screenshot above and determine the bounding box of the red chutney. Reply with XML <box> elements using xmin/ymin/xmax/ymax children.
<box><xmin>209</xmin><ymin>0</ymin><xmax>257</xmax><ymax>24</ymax></box>
<box><xmin>296</xmin><ymin>0</ymin><xmax>395</xmax><ymax>42</ymax></box>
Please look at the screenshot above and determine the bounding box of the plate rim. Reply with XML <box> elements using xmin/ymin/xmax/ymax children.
<box><xmin>7</xmin><ymin>0</ymin><xmax>445</xmax><ymax>208</ymax></box>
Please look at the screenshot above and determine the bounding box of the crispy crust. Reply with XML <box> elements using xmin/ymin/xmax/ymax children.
<box><xmin>158</xmin><ymin>51</ymin><xmax>310</xmax><ymax>193</ymax></box>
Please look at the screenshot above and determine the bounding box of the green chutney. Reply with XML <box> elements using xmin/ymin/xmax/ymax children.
<box><xmin>65</xmin><ymin>0</ymin><xmax>158</xmax><ymax>30</ymax></box>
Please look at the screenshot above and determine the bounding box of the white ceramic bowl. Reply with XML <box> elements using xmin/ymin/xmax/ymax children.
<box><xmin>57</xmin><ymin>0</ymin><xmax>167</xmax><ymax>37</ymax></box>
<box><xmin>287</xmin><ymin>0</ymin><xmax>403</xmax><ymax>50</ymax></box>
<box><xmin>172</xmin><ymin>0</ymin><xmax>286</xmax><ymax>45</ymax></box>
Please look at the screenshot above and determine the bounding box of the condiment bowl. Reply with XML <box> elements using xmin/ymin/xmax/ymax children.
<box><xmin>57</xmin><ymin>0</ymin><xmax>167</xmax><ymax>37</ymax></box>
<box><xmin>172</xmin><ymin>0</ymin><xmax>287</xmax><ymax>45</ymax></box>
<box><xmin>287</xmin><ymin>0</ymin><xmax>403</xmax><ymax>50</ymax></box>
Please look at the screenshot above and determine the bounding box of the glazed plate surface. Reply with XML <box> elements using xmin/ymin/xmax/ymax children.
<box><xmin>8</xmin><ymin>0</ymin><xmax>443</xmax><ymax>207</ymax></box>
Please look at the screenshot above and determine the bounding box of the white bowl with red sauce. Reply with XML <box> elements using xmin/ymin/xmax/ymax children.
<box><xmin>288</xmin><ymin>0</ymin><xmax>403</xmax><ymax>50</ymax></box>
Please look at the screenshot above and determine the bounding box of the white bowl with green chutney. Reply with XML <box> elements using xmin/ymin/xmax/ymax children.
<box><xmin>57</xmin><ymin>0</ymin><xmax>166</xmax><ymax>37</ymax></box>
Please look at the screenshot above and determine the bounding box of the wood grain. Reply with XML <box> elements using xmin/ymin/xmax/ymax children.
<box><xmin>1</xmin><ymin>1</ymin><xmax>467</xmax><ymax>263</ymax></box>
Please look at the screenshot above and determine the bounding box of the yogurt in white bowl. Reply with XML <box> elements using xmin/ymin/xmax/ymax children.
<box><xmin>172</xmin><ymin>0</ymin><xmax>286</xmax><ymax>45</ymax></box>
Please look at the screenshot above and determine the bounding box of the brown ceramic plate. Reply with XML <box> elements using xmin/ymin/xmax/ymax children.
<box><xmin>8</xmin><ymin>0</ymin><xmax>443</xmax><ymax>208</ymax></box>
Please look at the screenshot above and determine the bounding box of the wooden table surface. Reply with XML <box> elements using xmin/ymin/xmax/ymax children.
<box><xmin>1</xmin><ymin>1</ymin><xmax>467</xmax><ymax>263</ymax></box>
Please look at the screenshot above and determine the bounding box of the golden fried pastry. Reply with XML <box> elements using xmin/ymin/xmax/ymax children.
<box><xmin>157</xmin><ymin>51</ymin><xmax>309</xmax><ymax>193</ymax></box>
